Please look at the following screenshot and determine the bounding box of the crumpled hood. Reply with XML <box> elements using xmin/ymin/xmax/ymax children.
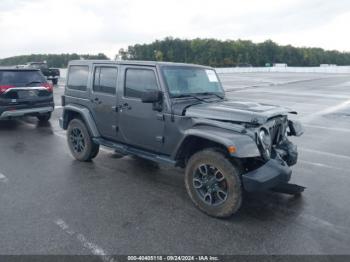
<box><xmin>185</xmin><ymin>100</ymin><xmax>295</xmax><ymax>124</ymax></box>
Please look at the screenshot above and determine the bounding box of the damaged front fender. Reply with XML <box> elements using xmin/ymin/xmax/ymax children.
<box><xmin>173</xmin><ymin>125</ymin><xmax>261</xmax><ymax>159</ymax></box>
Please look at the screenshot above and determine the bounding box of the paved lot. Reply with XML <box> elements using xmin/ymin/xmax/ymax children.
<box><xmin>1</xmin><ymin>72</ymin><xmax>350</xmax><ymax>255</ymax></box>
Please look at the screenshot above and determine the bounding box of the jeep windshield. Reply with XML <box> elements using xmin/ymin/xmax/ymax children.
<box><xmin>161</xmin><ymin>66</ymin><xmax>224</xmax><ymax>99</ymax></box>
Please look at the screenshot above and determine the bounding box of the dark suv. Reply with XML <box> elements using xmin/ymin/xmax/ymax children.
<box><xmin>0</xmin><ymin>68</ymin><xmax>54</xmax><ymax>122</ymax></box>
<box><xmin>60</xmin><ymin>60</ymin><xmax>304</xmax><ymax>217</ymax></box>
<box><xmin>25</xmin><ymin>62</ymin><xmax>60</xmax><ymax>85</ymax></box>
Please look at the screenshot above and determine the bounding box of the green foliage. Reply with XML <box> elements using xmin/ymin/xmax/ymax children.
<box><xmin>119</xmin><ymin>37</ymin><xmax>350</xmax><ymax>67</ymax></box>
<box><xmin>0</xmin><ymin>53</ymin><xmax>109</xmax><ymax>68</ymax></box>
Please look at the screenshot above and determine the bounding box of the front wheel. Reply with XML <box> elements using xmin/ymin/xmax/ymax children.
<box><xmin>185</xmin><ymin>149</ymin><xmax>242</xmax><ymax>218</ymax></box>
<box><xmin>67</xmin><ymin>118</ymin><xmax>99</xmax><ymax>161</ymax></box>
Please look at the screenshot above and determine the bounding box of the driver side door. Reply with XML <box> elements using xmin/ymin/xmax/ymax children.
<box><xmin>117</xmin><ymin>66</ymin><xmax>165</xmax><ymax>152</ymax></box>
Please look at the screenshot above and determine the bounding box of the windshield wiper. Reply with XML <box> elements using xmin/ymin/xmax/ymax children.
<box><xmin>25</xmin><ymin>81</ymin><xmax>43</xmax><ymax>86</ymax></box>
<box><xmin>195</xmin><ymin>92</ymin><xmax>224</xmax><ymax>99</ymax></box>
<box><xmin>172</xmin><ymin>94</ymin><xmax>209</xmax><ymax>102</ymax></box>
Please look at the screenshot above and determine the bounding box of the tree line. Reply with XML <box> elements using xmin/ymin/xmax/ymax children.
<box><xmin>0</xmin><ymin>53</ymin><xmax>108</xmax><ymax>68</ymax></box>
<box><xmin>2</xmin><ymin>38</ymin><xmax>349</xmax><ymax>68</ymax></box>
<box><xmin>118</xmin><ymin>37</ymin><xmax>350</xmax><ymax>67</ymax></box>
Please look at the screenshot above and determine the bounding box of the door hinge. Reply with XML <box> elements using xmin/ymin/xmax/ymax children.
<box><xmin>155</xmin><ymin>136</ymin><xmax>164</xmax><ymax>143</ymax></box>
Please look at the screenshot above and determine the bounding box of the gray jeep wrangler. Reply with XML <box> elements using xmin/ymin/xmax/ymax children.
<box><xmin>60</xmin><ymin>60</ymin><xmax>304</xmax><ymax>218</ymax></box>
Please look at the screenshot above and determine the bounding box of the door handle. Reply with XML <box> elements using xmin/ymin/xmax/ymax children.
<box><xmin>114</xmin><ymin>103</ymin><xmax>132</xmax><ymax>111</ymax></box>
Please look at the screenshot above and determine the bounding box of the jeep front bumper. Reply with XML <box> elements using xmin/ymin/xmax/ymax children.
<box><xmin>242</xmin><ymin>158</ymin><xmax>292</xmax><ymax>192</ymax></box>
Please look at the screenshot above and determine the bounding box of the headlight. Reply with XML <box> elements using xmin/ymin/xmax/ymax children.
<box><xmin>259</xmin><ymin>128</ymin><xmax>271</xmax><ymax>149</ymax></box>
<box><xmin>258</xmin><ymin>128</ymin><xmax>271</xmax><ymax>160</ymax></box>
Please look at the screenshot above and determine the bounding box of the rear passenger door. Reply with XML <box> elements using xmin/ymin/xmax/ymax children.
<box><xmin>90</xmin><ymin>65</ymin><xmax>119</xmax><ymax>140</ymax></box>
<box><xmin>117</xmin><ymin>66</ymin><xmax>164</xmax><ymax>152</ymax></box>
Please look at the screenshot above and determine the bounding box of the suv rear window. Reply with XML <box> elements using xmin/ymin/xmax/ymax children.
<box><xmin>67</xmin><ymin>66</ymin><xmax>89</xmax><ymax>91</ymax></box>
<box><xmin>0</xmin><ymin>70</ymin><xmax>46</xmax><ymax>87</ymax></box>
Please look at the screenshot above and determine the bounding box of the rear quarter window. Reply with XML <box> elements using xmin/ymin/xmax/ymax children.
<box><xmin>67</xmin><ymin>66</ymin><xmax>89</xmax><ymax>91</ymax></box>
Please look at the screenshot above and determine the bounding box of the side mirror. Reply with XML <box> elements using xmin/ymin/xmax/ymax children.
<box><xmin>141</xmin><ymin>90</ymin><xmax>162</xmax><ymax>103</ymax></box>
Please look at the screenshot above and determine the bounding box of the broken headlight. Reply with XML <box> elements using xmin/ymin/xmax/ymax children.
<box><xmin>258</xmin><ymin>128</ymin><xmax>271</xmax><ymax>159</ymax></box>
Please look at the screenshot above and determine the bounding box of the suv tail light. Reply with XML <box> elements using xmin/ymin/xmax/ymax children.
<box><xmin>0</xmin><ymin>85</ymin><xmax>15</xmax><ymax>94</ymax></box>
<box><xmin>42</xmin><ymin>82</ymin><xmax>53</xmax><ymax>92</ymax></box>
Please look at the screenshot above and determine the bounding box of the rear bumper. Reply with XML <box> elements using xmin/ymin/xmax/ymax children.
<box><xmin>242</xmin><ymin>158</ymin><xmax>292</xmax><ymax>192</ymax></box>
<box><xmin>0</xmin><ymin>106</ymin><xmax>54</xmax><ymax>119</ymax></box>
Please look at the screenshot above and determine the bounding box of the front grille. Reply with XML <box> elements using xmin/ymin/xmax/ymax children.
<box><xmin>269</xmin><ymin>118</ymin><xmax>285</xmax><ymax>145</ymax></box>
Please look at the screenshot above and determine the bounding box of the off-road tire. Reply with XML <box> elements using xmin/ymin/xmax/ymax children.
<box><xmin>185</xmin><ymin>149</ymin><xmax>242</xmax><ymax>218</ymax></box>
<box><xmin>37</xmin><ymin>112</ymin><xmax>51</xmax><ymax>122</ymax></box>
<box><xmin>67</xmin><ymin>118</ymin><xmax>99</xmax><ymax>161</ymax></box>
<box><xmin>90</xmin><ymin>144</ymin><xmax>100</xmax><ymax>159</ymax></box>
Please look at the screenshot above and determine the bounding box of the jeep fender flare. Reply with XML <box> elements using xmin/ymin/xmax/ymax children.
<box><xmin>173</xmin><ymin>125</ymin><xmax>260</xmax><ymax>159</ymax></box>
<box><xmin>61</xmin><ymin>104</ymin><xmax>100</xmax><ymax>137</ymax></box>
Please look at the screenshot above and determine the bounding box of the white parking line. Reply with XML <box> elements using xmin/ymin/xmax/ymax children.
<box><xmin>0</xmin><ymin>173</ymin><xmax>8</xmax><ymax>183</ymax></box>
<box><xmin>257</xmin><ymin>198</ymin><xmax>350</xmax><ymax>240</ymax></box>
<box><xmin>54</xmin><ymin>219</ymin><xmax>115</xmax><ymax>262</ymax></box>
<box><xmin>301</xmin><ymin>99</ymin><xmax>350</xmax><ymax>122</ymax></box>
<box><xmin>303</xmin><ymin>124</ymin><xmax>350</xmax><ymax>133</ymax></box>
<box><xmin>298</xmin><ymin>213</ymin><xmax>350</xmax><ymax>238</ymax></box>
<box><xmin>299</xmin><ymin>160</ymin><xmax>349</xmax><ymax>172</ymax></box>
<box><xmin>300</xmin><ymin>147</ymin><xmax>350</xmax><ymax>160</ymax></box>
<box><xmin>54</xmin><ymin>132</ymin><xmax>66</xmax><ymax>139</ymax></box>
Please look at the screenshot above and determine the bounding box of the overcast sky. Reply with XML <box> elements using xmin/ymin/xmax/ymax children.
<box><xmin>0</xmin><ymin>0</ymin><xmax>349</xmax><ymax>59</ymax></box>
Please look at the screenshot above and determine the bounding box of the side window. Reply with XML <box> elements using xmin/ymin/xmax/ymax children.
<box><xmin>67</xmin><ymin>65</ymin><xmax>89</xmax><ymax>91</ymax></box>
<box><xmin>93</xmin><ymin>66</ymin><xmax>118</xmax><ymax>95</ymax></box>
<box><xmin>125</xmin><ymin>69</ymin><xmax>158</xmax><ymax>99</ymax></box>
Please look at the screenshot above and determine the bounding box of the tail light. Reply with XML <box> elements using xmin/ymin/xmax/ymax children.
<box><xmin>0</xmin><ymin>85</ymin><xmax>15</xmax><ymax>94</ymax></box>
<box><xmin>42</xmin><ymin>82</ymin><xmax>53</xmax><ymax>92</ymax></box>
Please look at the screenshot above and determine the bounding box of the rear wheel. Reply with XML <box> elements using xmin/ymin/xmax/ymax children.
<box><xmin>67</xmin><ymin>118</ymin><xmax>99</xmax><ymax>161</ymax></box>
<box><xmin>37</xmin><ymin>112</ymin><xmax>51</xmax><ymax>122</ymax></box>
<box><xmin>185</xmin><ymin>149</ymin><xmax>242</xmax><ymax>218</ymax></box>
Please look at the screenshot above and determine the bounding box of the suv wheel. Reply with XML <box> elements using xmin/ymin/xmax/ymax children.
<box><xmin>37</xmin><ymin>112</ymin><xmax>51</xmax><ymax>122</ymax></box>
<box><xmin>67</xmin><ymin>118</ymin><xmax>100</xmax><ymax>161</ymax></box>
<box><xmin>185</xmin><ymin>149</ymin><xmax>242</xmax><ymax>218</ymax></box>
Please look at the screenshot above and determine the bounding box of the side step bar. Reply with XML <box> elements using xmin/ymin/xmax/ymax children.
<box><xmin>92</xmin><ymin>138</ymin><xmax>176</xmax><ymax>166</ymax></box>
